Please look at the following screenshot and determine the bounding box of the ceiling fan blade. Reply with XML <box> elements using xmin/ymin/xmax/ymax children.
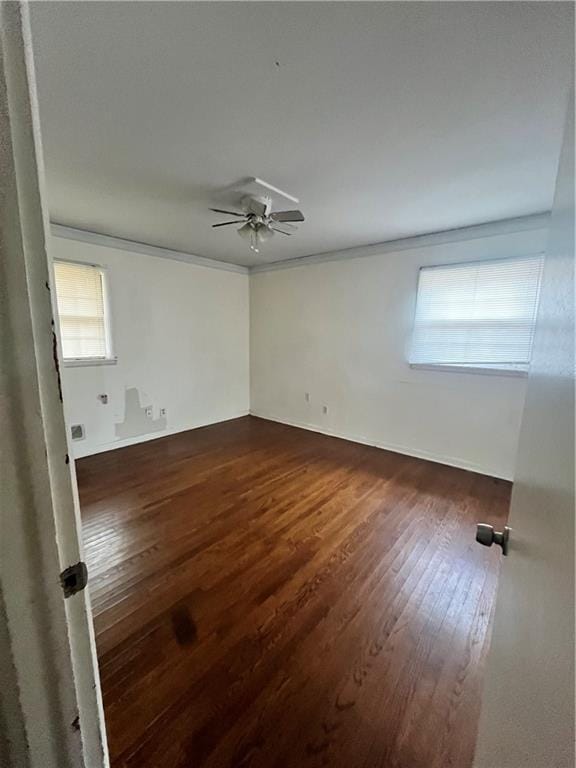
<box><xmin>274</xmin><ymin>221</ymin><xmax>297</xmax><ymax>233</ymax></box>
<box><xmin>209</xmin><ymin>208</ymin><xmax>245</xmax><ymax>217</ymax></box>
<box><xmin>212</xmin><ymin>221</ymin><xmax>243</xmax><ymax>228</ymax></box>
<box><xmin>271</xmin><ymin>227</ymin><xmax>293</xmax><ymax>236</ymax></box>
<box><xmin>270</xmin><ymin>210</ymin><xmax>305</xmax><ymax>223</ymax></box>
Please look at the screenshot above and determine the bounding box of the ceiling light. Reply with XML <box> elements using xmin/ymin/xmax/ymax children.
<box><xmin>237</xmin><ymin>222</ymin><xmax>253</xmax><ymax>241</ymax></box>
<box><xmin>211</xmin><ymin>193</ymin><xmax>304</xmax><ymax>254</ymax></box>
<box><xmin>237</xmin><ymin>222</ymin><xmax>260</xmax><ymax>252</ymax></box>
<box><xmin>257</xmin><ymin>224</ymin><xmax>275</xmax><ymax>243</ymax></box>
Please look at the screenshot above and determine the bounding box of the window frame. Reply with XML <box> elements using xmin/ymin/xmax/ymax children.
<box><xmin>53</xmin><ymin>258</ymin><xmax>117</xmax><ymax>367</ymax></box>
<box><xmin>409</xmin><ymin>362</ymin><xmax>528</xmax><ymax>378</ymax></box>
<box><xmin>408</xmin><ymin>253</ymin><xmax>545</xmax><ymax>377</ymax></box>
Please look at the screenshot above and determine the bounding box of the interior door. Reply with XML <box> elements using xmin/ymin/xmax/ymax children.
<box><xmin>0</xmin><ymin>4</ymin><xmax>108</xmax><ymax>767</ymax></box>
<box><xmin>473</xmin><ymin>92</ymin><xmax>574</xmax><ymax>767</ymax></box>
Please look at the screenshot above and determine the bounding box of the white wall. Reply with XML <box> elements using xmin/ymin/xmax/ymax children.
<box><xmin>51</xmin><ymin>236</ymin><xmax>250</xmax><ymax>458</ymax></box>
<box><xmin>54</xmin><ymin>222</ymin><xmax>547</xmax><ymax>477</ymax></box>
<box><xmin>250</xmin><ymin>226</ymin><xmax>549</xmax><ymax>479</ymax></box>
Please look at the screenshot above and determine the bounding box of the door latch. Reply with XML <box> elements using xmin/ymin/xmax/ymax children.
<box><xmin>475</xmin><ymin>524</ymin><xmax>510</xmax><ymax>556</ymax></box>
<box><xmin>60</xmin><ymin>561</ymin><xmax>88</xmax><ymax>597</ymax></box>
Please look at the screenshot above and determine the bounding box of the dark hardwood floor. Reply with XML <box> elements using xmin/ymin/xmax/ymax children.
<box><xmin>77</xmin><ymin>416</ymin><xmax>509</xmax><ymax>768</ymax></box>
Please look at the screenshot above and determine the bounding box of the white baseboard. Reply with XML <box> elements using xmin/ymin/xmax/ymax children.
<box><xmin>72</xmin><ymin>411</ymin><xmax>250</xmax><ymax>459</ymax></box>
<box><xmin>72</xmin><ymin>407</ymin><xmax>511</xmax><ymax>480</ymax></box>
<box><xmin>249</xmin><ymin>410</ymin><xmax>511</xmax><ymax>481</ymax></box>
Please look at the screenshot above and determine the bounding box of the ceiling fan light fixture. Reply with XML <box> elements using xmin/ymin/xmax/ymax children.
<box><xmin>237</xmin><ymin>221</ymin><xmax>260</xmax><ymax>252</ymax></box>
<box><xmin>237</xmin><ymin>222</ymin><xmax>253</xmax><ymax>241</ymax></box>
<box><xmin>212</xmin><ymin>195</ymin><xmax>304</xmax><ymax>254</ymax></box>
<box><xmin>256</xmin><ymin>224</ymin><xmax>275</xmax><ymax>243</ymax></box>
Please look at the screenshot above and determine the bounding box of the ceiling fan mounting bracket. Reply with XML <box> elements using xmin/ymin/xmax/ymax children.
<box><xmin>238</xmin><ymin>177</ymin><xmax>299</xmax><ymax>205</ymax></box>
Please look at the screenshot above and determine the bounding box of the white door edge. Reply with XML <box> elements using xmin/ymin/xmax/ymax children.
<box><xmin>0</xmin><ymin>3</ymin><xmax>108</xmax><ymax>766</ymax></box>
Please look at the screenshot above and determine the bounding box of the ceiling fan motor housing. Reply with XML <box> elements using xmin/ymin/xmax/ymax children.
<box><xmin>243</xmin><ymin>195</ymin><xmax>272</xmax><ymax>217</ymax></box>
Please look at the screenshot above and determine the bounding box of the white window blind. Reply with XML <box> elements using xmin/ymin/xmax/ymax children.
<box><xmin>53</xmin><ymin>261</ymin><xmax>111</xmax><ymax>361</ymax></box>
<box><xmin>410</xmin><ymin>255</ymin><xmax>543</xmax><ymax>372</ymax></box>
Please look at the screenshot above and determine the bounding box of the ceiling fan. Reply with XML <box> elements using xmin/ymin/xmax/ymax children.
<box><xmin>210</xmin><ymin>196</ymin><xmax>305</xmax><ymax>253</ymax></box>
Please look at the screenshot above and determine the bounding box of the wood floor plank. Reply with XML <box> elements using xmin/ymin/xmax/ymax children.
<box><xmin>77</xmin><ymin>415</ymin><xmax>509</xmax><ymax>768</ymax></box>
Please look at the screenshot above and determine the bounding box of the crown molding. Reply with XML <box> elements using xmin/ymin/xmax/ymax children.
<box><xmin>50</xmin><ymin>213</ymin><xmax>550</xmax><ymax>276</ymax></box>
<box><xmin>250</xmin><ymin>212</ymin><xmax>551</xmax><ymax>274</ymax></box>
<box><xmin>50</xmin><ymin>223</ymin><xmax>249</xmax><ymax>275</ymax></box>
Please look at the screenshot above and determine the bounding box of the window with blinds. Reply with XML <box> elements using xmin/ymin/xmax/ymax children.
<box><xmin>409</xmin><ymin>255</ymin><xmax>544</xmax><ymax>373</ymax></box>
<box><xmin>53</xmin><ymin>261</ymin><xmax>113</xmax><ymax>362</ymax></box>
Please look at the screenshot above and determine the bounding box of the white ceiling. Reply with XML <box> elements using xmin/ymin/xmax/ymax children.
<box><xmin>30</xmin><ymin>2</ymin><xmax>573</xmax><ymax>268</ymax></box>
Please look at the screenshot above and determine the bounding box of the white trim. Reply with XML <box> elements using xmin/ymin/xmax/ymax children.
<box><xmin>251</xmin><ymin>213</ymin><xmax>550</xmax><ymax>273</ymax></box>
<box><xmin>51</xmin><ymin>215</ymin><xmax>549</xmax><ymax>277</ymax></box>
<box><xmin>249</xmin><ymin>411</ymin><xmax>512</xmax><ymax>481</ymax></box>
<box><xmin>71</xmin><ymin>411</ymin><xmax>251</xmax><ymax>459</ymax></box>
<box><xmin>50</xmin><ymin>223</ymin><xmax>249</xmax><ymax>275</ymax></box>
<box><xmin>415</xmin><ymin>250</ymin><xmax>545</xmax><ymax>273</ymax></box>
<box><xmin>409</xmin><ymin>363</ymin><xmax>527</xmax><ymax>378</ymax></box>
<box><xmin>100</xmin><ymin>264</ymin><xmax>114</xmax><ymax>359</ymax></box>
<box><xmin>63</xmin><ymin>357</ymin><xmax>117</xmax><ymax>368</ymax></box>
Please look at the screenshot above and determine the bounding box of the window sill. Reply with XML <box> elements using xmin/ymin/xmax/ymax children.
<box><xmin>409</xmin><ymin>363</ymin><xmax>528</xmax><ymax>378</ymax></box>
<box><xmin>63</xmin><ymin>357</ymin><xmax>117</xmax><ymax>368</ymax></box>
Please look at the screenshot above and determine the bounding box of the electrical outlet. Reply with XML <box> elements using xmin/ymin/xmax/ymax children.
<box><xmin>98</xmin><ymin>393</ymin><xmax>108</xmax><ymax>404</ymax></box>
<box><xmin>160</xmin><ymin>408</ymin><xmax>167</xmax><ymax>417</ymax></box>
<box><xmin>144</xmin><ymin>406</ymin><xmax>153</xmax><ymax>418</ymax></box>
<box><xmin>322</xmin><ymin>405</ymin><xmax>328</xmax><ymax>415</ymax></box>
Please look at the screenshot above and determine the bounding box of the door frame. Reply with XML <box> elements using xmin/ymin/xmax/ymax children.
<box><xmin>0</xmin><ymin>3</ymin><xmax>108</xmax><ymax>766</ymax></box>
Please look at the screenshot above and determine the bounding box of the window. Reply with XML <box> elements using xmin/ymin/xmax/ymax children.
<box><xmin>53</xmin><ymin>261</ymin><xmax>114</xmax><ymax>364</ymax></box>
<box><xmin>409</xmin><ymin>255</ymin><xmax>543</xmax><ymax>374</ymax></box>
